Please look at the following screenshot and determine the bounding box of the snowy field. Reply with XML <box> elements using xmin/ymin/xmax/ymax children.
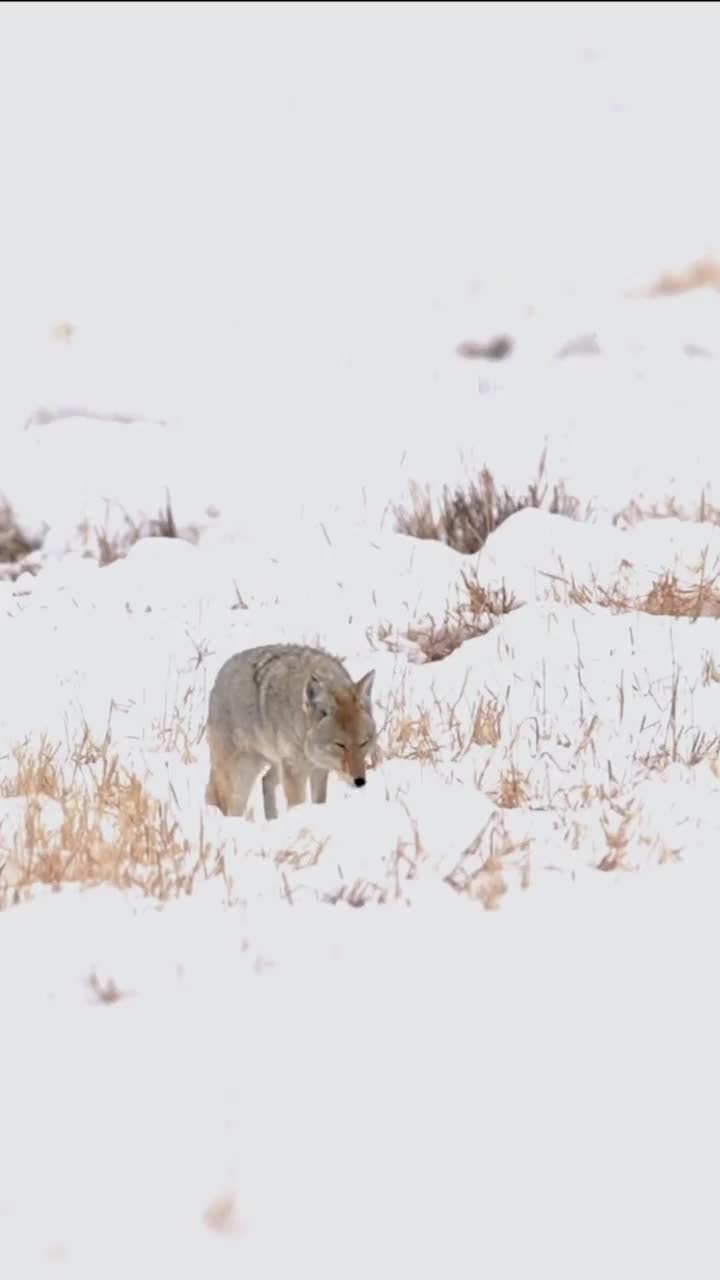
<box><xmin>2</xmin><ymin>1</ymin><xmax>720</xmax><ymax>1275</ymax></box>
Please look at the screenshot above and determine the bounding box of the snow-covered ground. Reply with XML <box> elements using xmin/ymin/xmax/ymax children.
<box><xmin>2</xmin><ymin>2</ymin><xmax>720</xmax><ymax>1275</ymax></box>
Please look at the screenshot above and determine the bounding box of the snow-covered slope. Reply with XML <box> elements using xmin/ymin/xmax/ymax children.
<box><xmin>1</xmin><ymin>2</ymin><xmax>720</xmax><ymax>1275</ymax></box>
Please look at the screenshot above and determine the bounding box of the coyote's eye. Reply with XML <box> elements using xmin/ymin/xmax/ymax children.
<box><xmin>359</xmin><ymin>741</ymin><xmax>368</xmax><ymax>750</ymax></box>
<box><xmin>335</xmin><ymin>742</ymin><xmax>346</xmax><ymax>750</ymax></box>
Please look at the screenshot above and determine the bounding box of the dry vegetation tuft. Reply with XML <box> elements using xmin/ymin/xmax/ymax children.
<box><xmin>93</xmin><ymin>492</ymin><xmax>188</xmax><ymax>565</ymax></box>
<box><xmin>0</xmin><ymin>731</ymin><xmax>217</xmax><ymax>909</ymax></box>
<box><xmin>378</xmin><ymin>673</ymin><xmax>506</xmax><ymax>765</ymax></box>
<box><xmin>394</xmin><ymin>458</ymin><xmax>586</xmax><ymax>555</ymax></box>
<box><xmin>460</xmin><ymin>851</ymin><xmax>509</xmax><ymax>910</ymax></box>
<box><xmin>444</xmin><ymin>820</ymin><xmax>531</xmax><ymax>909</ymax></box>
<box><xmin>472</xmin><ymin>699</ymin><xmax>504</xmax><ymax>747</ymax></box>
<box><xmin>597</xmin><ymin>804</ymin><xmax>633</xmax><ymax>872</ymax></box>
<box><xmin>557</xmin><ymin>569</ymin><xmax>720</xmax><ymax>620</ymax></box>
<box><xmin>642</xmin><ymin>573</ymin><xmax>720</xmax><ymax>619</ymax></box>
<box><xmin>374</xmin><ymin>568</ymin><xmax>518</xmax><ymax>664</ymax></box>
<box><xmin>495</xmin><ymin>763</ymin><xmax>530</xmax><ymax>809</ymax></box>
<box><xmin>634</xmin><ymin>253</ymin><xmax>720</xmax><ymax>298</ymax></box>
<box><xmin>613</xmin><ymin>492</ymin><xmax>720</xmax><ymax>529</ymax></box>
<box><xmin>0</xmin><ymin>497</ymin><xmax>43</xmax><ymax>581</ymax></box>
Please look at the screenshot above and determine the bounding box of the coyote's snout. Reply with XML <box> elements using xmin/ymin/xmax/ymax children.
<box><xmin>205</xmin><ymin>643</ymin><xmax>377</xmax><ymax>819</ymax></box>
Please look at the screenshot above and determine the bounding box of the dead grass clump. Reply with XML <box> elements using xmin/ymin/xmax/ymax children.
<box><xmin>446</xmin><ymin>821</ymin><xmax>531</xmax><ymax>909</ymax></box>
<box><xmin>597</xmin><ymin>803</ymin><xmax>635</xmax><ymax>872</ymax></box>
<box><xmin>48</xmin><ymin>320</ymin><xmax>77</xmax><ymax>343</ymax></box>
<box><xmin>377</xmin><ymin>654</ymin><xmax>510</xmax><ymax>765</ymax></box>
<box><xmin>641</xmin><ymin>728</ymin><xmax>720</xmax><ymax>773</ymax></box>
<box><xmin>377</xmin><ymin>652</ymin><xmax>512</xmax><ymax>765</ymax></box>
<box><xmin>0</xmin><ymin>497</ymin><xmax>43</xmax><ymax>581</ymax></box>
<box><xmin>472</xmin><ymin>699</ymin><xmax>503</xmax><ymax>747</ymax></box>
<box><xmin>0</xmin><ymin>732</ymin><xmax>215</xmax><ymax>907</ymax></box>
<box><xmin>642</xmin><ymin>573</ymin><xmax>720</xmax><ymax>619</ymax></box>
<box><xmin>87</xmin><ymin>972</ymin><xmax>128</xmax><ymax>1004</ymax></box>
<box><xmin>455</xmin><ymin>335</ymin><xmax>514</xmax><ymax>361</ymax></box>
<box><xmin>95</xmin><ymin>491</ymin><xmax>184</xmax><ymax>566</ymax></box>
<box><xmin>495</xmin><ymin>763</ymin><xmax>530</xmax><ymax>809</ymax></box>
<box><xmin>462</xmin><ymin>851</ymin><xmax>508</xmax><ymax>910</ymax></box>
<box><xmin>558</xmin><ymin>576</ymin><xmax>636</xmax><ymax>613</ymax></box>
<box><xmin>323</xmin><ymin>878</ymin><xmax>393</xmax><ymax>908</ymax></box>
<box><xmin>551</xmin><ymin>568</ymin><xmax>720</xmax><ymax>620</ymax></box>
<box><xmin>614</xmin><ymin>493</ymin><xmax>720</xmax><ymax>529</ymax></box>
<box><xmin>376</xmin><ymin>571</ymin><xmax>518</xmax><ymax>664</ymax></box>
<box><xmin>395</xmin><ymin>457</ymin><xmax>584</xmax><ymax>555</ymax></box>
<box><xmin>382</xmin><ymin>706</ymin><xmax>441</xmax><ymax>764</ymax></box>
<box><xmin>635</xmin><ymin>253</ymin><xmax>720</xmax><ymax>298</ymax></box>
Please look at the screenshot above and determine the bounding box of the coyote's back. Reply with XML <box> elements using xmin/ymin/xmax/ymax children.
<box><xmin>205</xmin><ymin>643</ymin><xmax>376</xmax><ymax>819</ymax></box>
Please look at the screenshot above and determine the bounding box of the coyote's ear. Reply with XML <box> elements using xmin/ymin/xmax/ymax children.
<box><xmin>355</xmin><ymin>670</ymin><xmax>375</xmax><ymax>707</ymax></box>
<box><xmin>304</xmin><ymin>674</ymin><xmax>332</xmax><ymax>718</ymax></box>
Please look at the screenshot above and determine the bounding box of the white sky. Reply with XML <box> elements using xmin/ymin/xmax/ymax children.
<box><xmin>1</xmin><ymin>0</ymin><xmax>718</xmax><ymax>331</ymax></box>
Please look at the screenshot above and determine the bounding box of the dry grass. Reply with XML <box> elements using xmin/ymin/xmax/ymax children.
<box><xmin>614</xmin><ymin>492</ymin><xmax>720</xmax><ymax>529</ymax></box>
<box><xmin>445</xmin><ymin>819</ymin><xmax>531</xmax><ymax>909</ymax></box>
<box><xmin>395</xmin><ymin>457</ymin><xmax>586</xmax><ymax>555</ymax></box>
<box><xmin>48</xmin><ymin>321</ymin><xmax>77</xmax><ymax>343</ymax></box>
<box><xmin>0</xmin><ymin>730</ymin><xmax>217</xmax><ymax>909</ymax></box>
<box><xmin>379</xmin><ymin>702</ymin><xmax>442</xmax><ymax>765</ymax></box>
<box><xmin>0</xmin><ymin>497</ymin><xmax>43</xmax><ymax>581</ymax></box>
<box><xmin>642</xmin><ymin>573</ymin><xmax>720</xmax><ymax>619</ymax></box>
<box><xmin>633</xmin><ymin>253</ymin><xmax>720</xmax><ymax>298</ymax></box>
<box><xmin>640</xmin><ymin>726</ymin><xmax>720</xmax><ymax>773</ymax></box>
<box><xmin>461</xmin><ymin>851</ymin><xmax>509</xmax><ymax>909</ymax></box>
<box><xmin>374</xmin><ymin>569</ymin><xmax>518</xmax><ymax>664</ymax></box>
<box><xmin>558</xmin><ymin>569</ymin><xmax>720</xmax><ymax>620</ymax></box>
<box><xmin>0</xmin><ymin>488</ymin><xmax>198</xmax><ymax>576</ymax></box>
<box><xmin>472</xmin><ymin>700</ymin><xmax>504</xmax><ymax>747</ymax></box>
<box><xmin>455</xmin><ymin>335</ymin><xmax>514</xmax><ymax>361</ymax></box>
<box><xmin>93</xmin><ymin>492</ymin><xmax>184</xmax><ymax>566</ymax></box>
<box><xmin>597</xmin><ymin>803</ymin><xmax>634</xmax><ymax>872</ymax></box>
<box><xmin>377</xmin><ymin>671</ymin><xmax>506</xmax><ymax>765</ymax></box>
<box><xmin>495</xmin><ymin>763</ymin><xmax>529</xmax><ymax>809</ymax></box>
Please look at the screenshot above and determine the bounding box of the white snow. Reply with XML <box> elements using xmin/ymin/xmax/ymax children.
<box><xmin>1</xmin><ymin>2</ymin><xmax>720</xmax><ymax>1276</ymax></box>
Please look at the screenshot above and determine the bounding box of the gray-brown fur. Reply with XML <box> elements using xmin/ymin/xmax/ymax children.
<box><xmin>205</xmin><ymin>644</ymin><xmax>376</xmax><ymax>819</ymax></box>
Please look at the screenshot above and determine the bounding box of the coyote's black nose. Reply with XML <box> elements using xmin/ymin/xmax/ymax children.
<box><xmin>353</xmin><ymin>776</ymin><xmax>366</xmax><ymax>788</ymax></box>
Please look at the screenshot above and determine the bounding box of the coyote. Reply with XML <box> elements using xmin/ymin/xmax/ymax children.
<box><xmin>205</xmin><ymin>643</ymin><xmax>377</xmax><ymax>819</ymax></box>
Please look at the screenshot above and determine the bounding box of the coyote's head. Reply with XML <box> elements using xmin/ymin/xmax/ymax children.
<box><xmin>303</xmin><ymin>669</ymin><xmax>376</xmax><ymax>787</ymax></box>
